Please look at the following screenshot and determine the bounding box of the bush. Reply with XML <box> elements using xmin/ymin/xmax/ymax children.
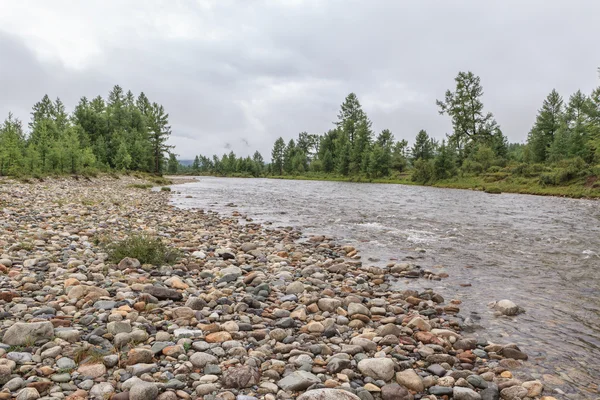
<box><xmin>411</xmin><ymin>159</ymin><xmax>434</xmax><ymax>183</ymax></box>
<box><xmin>484</xmin><ymin>186</ymin><xmax>502</xmax><ymax>194</ymax></box>
<box><xmin>538</xmin><ymin>173</ymin><xmax>555</xmax><ymax>186</ymax></box>
<box><xmin>462</xmin><ymin>159</ymin><xmax>483</xmax><ymax>174</ymax></box>
<box><xmin>160</xmin><ymin>186</ymin><xmax>171</xmax><ymax>191</ymax></box>
<box><xmin>106</xmin><ymin>234</ymin><xmax>180</xmax><ymax>265</ymax></box>
<box><xmin>488</xmin><ymin>165</ymin><xmax>502</xmax><ymax>173</ymax></box>
<box><xmin>128</xmin><ymin>183</ymin><xmax>153</xmax><ymax>189</ymax></box>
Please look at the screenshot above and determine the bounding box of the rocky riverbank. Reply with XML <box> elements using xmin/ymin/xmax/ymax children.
<box><xmin>0</xmin><ymin>176</ymin><xmax>553</xmax><ymax>400</ymax></box>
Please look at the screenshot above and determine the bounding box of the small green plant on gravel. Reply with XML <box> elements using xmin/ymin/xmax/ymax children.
<box><xmin>106</xmin><ymin>234</ymin><xmax>180</xmax><ymax>265</ymax></box>
<box><xmin>183</xmin><ymin>342</ymin><xmax>191</xmax><ymax>352</ymax></box>
<box><xmin>160</xmin><ymin>186</ymin><xmax>171</xmax><ymax>191</ymax></box>
<box><xmin>127</xmin><ymin>183</ymin><xmax>153</xmax><ymax>189</ymax></box>
<box><xmin>73</xmin><ymin>346</ymin><xmax>105</xmax><ymax>365</ymax></box>
<box><xmin>7</xmin><ymin>345</ymin><xmax>24</xmax><ymax>352</ymax></box>
<box><xmin>18</xmin><ymin>242</ymin><xmax>34</xmax><ymax>251</ymax></box>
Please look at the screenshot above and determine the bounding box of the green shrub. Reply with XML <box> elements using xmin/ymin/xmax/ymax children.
<box><xmin>488</xmin><ymin>165</ymin><xmax>502</xmax><ymax>173</ymax></box>
<box><xmin>539</xmin><ymin>173</ymin><xmax>555</xmax><ymax>186</ymax></box>
<box><xmin>106</xmin><ymin>234</ymin><xmax>180</xmax><ymax>265</ymax></box>
<box><xmin>462</xmin><ymin>159</ymin><xmax>483</xmax><ymax>174</ymax></box>
<box><xmin>160</xmin><ymin>186</ymin><xmax>171</xmax><ymax>191</ymax></box>
<box><xmin>484</xmin><ymin>186</ymin><xmax>502</xmax><ymax>194</ymax></box>
<box><xmin>127</xmin><ymin>183</ymin><xmax>153</xmax><ymax>189</ymax></box>
<box><xmin>411</xmin><ymin>159</ymin><xmax>434</xmax><ymax>183</ymax></box>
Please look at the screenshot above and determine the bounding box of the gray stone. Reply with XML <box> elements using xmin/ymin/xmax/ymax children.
<box><xmin>357</xmin><ymin>358</ymin><xmax>395</xmax><ymax>381</ymax></box>
<box><xmin>222</xmin><ymin>365</ymin><xmax>260</xmax><ymax>389</ymax></box>
<box><xmin>130</xmin><ymin>381</ymin><xmax>159</xmax><ymax>400</ymax></box>
<box><xmin>494</xmin><ymin>300</ymin><xmax>521</xmax><ymax>316</ymax></box>
<box><xmin>6</xmin><ymin>352</ymin><xmax>33</xmax><ymax>363</ymax></box>
<box><xmin>285</xmin><ymin>281</ymin><xmax>305</xmax><ymax>295</ymax></box>
<box><xmin>481</xmin><ymin>387</ymin><xmax>500</xmax><ymax>400</ymax></box>
<box><xmin>453</xmin><ymin>386</ymin><xmax>482</xmax><ymax>400</ymax></box>
<box><xmin>297</xmin><ymin>389</ymin><xmax>361</xmax><ymax>400</ymax></box>
<box><xmin>89</xmin><ymin>382</ymin><xmax>115</xmax><ymax>399</ymax></box>
<box><xmin>381</xmin><ymin>384</ymin><xmax>412</xmax><ymax>400</ymax></box>
<box><xmin>429</xmin><ymin>386</ymin><xmax>453</xmax><ymax>396</ymax></box>
<box><xmin>278</xmin><ymin>370</ymin><xmax>321</xmax><ymax>391</ymax></box>
<box><xmin>16</xmin><ymin>388</ymin><xmax>40</xmax><ymax>400</ymax></box>
<box><xmin>500</xmin><ymin>386</ymin><xmax>527</xmax><ymax>400</ymax></box>
<box><xmin>145</xmin><ymin>286</ymin><xmax>182</xmax><ymax>301</ymax></box>
<box><xmin>348</xmin><ymin>303</ymin><xmax>370</xmax><ymax>317</ymax></box>
<box><xmin>2</xmin><ymin>321</ymin><xmax>54</xmax><ymax>345</ymax></box>
<box><xmin>190</xmin><ymin>352</ymin><xmax>218</xmax><ymax>368</ymax></box>
<box><xmin>4</xmin><ymin>377</ymin><xmax>25</xmax><ymax>391</ymax></box>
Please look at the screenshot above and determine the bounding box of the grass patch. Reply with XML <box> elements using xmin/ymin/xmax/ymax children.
<box><xmin>106</xmin><ymin>234</ymin><xmax>181</xmax><ymax>265</ymax></box>
<box><xmin>160</xmin><ymin>186</ymin><xmax>171</xmax><ymax>192</ymax></box>
<box><xmin>484</xmin><ymin>186</ymin><xmax>502</xmax><ymax>194</ymax></box>
<box><xmin>73</xmin><ymin>346</ymin><xmax>106</xmax><ymax>365</ymax></box>
<box><xmin>127</xmin><ymin>183</ymin><xmax>153</xmax><ymax>190</ymax></box>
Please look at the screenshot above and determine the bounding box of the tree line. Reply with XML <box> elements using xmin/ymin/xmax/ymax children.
<box><xmin>0</xmin><ymin>85</ymin><xmax>173</xmax><ymax>176</ymax></box>
<box><xmin>183</xmin><ymin>69</ymin><xmax>600</xmax><ymax>186</ymax></box>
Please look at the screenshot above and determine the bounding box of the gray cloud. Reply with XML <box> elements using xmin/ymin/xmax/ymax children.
<box><xmin>1</xmin><ymin>0</ymin><xmax>599</xmax><ymax>159</ymax></box>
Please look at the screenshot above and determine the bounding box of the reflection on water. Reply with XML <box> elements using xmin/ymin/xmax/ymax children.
<box><xmin>171</xmin><ymin>177</ymin><xmax>600</xmax><ymax>399</ymax></box>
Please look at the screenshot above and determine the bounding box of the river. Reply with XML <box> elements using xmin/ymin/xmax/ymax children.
<box><xmin>169</xmin><ymin>176</ymin><xmax>600</xmax><ymax>399</ymax></box>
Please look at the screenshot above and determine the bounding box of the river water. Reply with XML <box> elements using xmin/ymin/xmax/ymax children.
<box><xmin>170</xmin><ymin>177</ymin><xmax>600</xmax><ymax>399</ymax></box>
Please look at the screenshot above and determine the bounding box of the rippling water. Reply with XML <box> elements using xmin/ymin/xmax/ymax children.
<box><xmin>170</xmin><ymin>177</ymin><xmax>600</xmax><ymax>398</ymax></box>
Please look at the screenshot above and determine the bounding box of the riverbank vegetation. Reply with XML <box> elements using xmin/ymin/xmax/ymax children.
<box><xmin>0</xmin><ymin>85</ymin><xmax>173</xmax><ymax>177</ymax></box>
<box><xmin>182</xmin><ymin>68</ymin><xmax>600</xmax><ymax>198</ymax></box>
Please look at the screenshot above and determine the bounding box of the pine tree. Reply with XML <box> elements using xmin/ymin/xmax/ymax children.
<box><xmin>271</xmin><ymin>137</ymin><xmax>285</xmax><ymax>175</ymax></box>
<box><xmin>148</xmin><ymin>103</ymin><xmax>173</xmax><ymax>173</ymax></box>
<box><xmin>411</xmin><ymin>130</ymin><xmax>435</xmax><ymax>161</ymax></box>
<box><xmin>436</xmin><ymin>72</ymin><xmax>500</xmax><ymax>159</ymax></box>
<box><xmin>527</xmin><ymin>89</ymin><xmax>564</xmax><ymax>162</ymax></box>
<box><xmin>192</xmin><ymin>156</ymin><xmax>200</xmax><ymax>171</ymax></box>
<box><xmin>167</xmin><ymin>153</ymin><xmax>179</xmax><ymax>174</ymax></box>
<box><xmin>283</xmin><ymin>139</ymin><xmax>296</xmax><ymax>174</ymax></box>
<box><xmin>0</xmin><ymin>113</ymin><xmax>25</xmax><ymax>176</ymax></box>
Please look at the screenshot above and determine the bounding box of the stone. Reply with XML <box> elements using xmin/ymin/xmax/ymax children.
<box><xmin>190</xmin><ymin>352</ymin><xmax>218</xmax><ymax>367</ymax></box>
<box><xmin>277</xmin><ymin>370</ymin><xmax>321</xmax><ymax>391</ymax></box>
<box><xmin>429</xmin><ymin>386</ymin><xmax>454</xmax><ymax>396</ymax></box>
<box><xmin>16</xmin><ymin>388</ymin><xmax>40</xmax><ymax>400</ymax></box>
<box><xmin>500</xmin><ymin>386</ymin><xmax>527</xmax><ymax>400</ymax></box>
<box><xmin>144</xmin><ymin>286</ymin><xmax>183</xmax><ymax>301</ymax></box>
<box><xmin>317</xmin><ymin>298</ymin><xmax>342</xmax><ymax>312</ymax></box>
<box><xmin>381</xmin><ymin>384</ymin><xmax>413</xmax><ymax>400</ymax></box>
<box><xmin>286</xmin><ymin>281</ymin><xmax>305</xmax><ymax>295</ymax></box>
<box><xmin>407</xmin><ymin>316</ymin><xmax>431</xmax><ymax>331</ymax></box>
<box><xmin>130</xmin><ymin>382</ymin><xmax>159</xmax><ymax>400</ymax></box>
<box><xmin>2</xmin><ymin>321</ymin><xmax>54</xmax><ymax>345</ymax></box>
<box><xmin>501</xmin><ymin>347</ymin><xmax>528</xmax><ymax>360</ymax></box>
<box><xmin>206</xmin><ymin>331</ymin><xmax>232</xmax><ymax>343</ymax></box>
<box><xmin>453</xmin><ymin>386</ymin><xmax>482</xmax><ymax>400</ymax></box>
<box><xmin>89</xmin><ymin>382</ymin><xmax>115</xmax><ymax>399</ymax></box>
<box><xmin>77</xmin><ymin>363</ymin><xmax>106</xmax><ymax>378</ymax></box>
<box><xmin>196</xmin><ymin>383</ymin><xmax>218</xmax><ymax>395</ymax></box>
<box><xmin>222</xmin><ymin>366</ymin><xmax>260</xmax><ymax>389</ymax></box>
<box><xmin>357</xmin><ymin>358</ymin><xmax>395</xmax><ymax>381</ymax></box>
<box><xmin>396</xmin><ymin>369</ymin><xmax>424</xmax><ymax>392</ymax></box>
<box><xmin>118</xmin><ymin>257</ymin><xmax>141</xmax><ymax>270</ymax></box>
<box><xmin>481</xmin><ymin>387</ymin><xmax>500</xmax><ymax>400</ymax></box>
<box><xmin>522</xmin><ymin>380</ymin><xmax>543</xmax><ymax>397</ymax></box>
<box><xmin>348</xmin><ymin>303</ymin><xmax>370</xmax><ymax>317</ymax></box>
<box><xmin>494</xmin><ymin>300</ymin><xmax>521</xmax><ymax>316</ymax></box>
<box><xmin>297</xmin><ymin>389</ymin><xmax>361</xmax><ymax>400</ymax></box>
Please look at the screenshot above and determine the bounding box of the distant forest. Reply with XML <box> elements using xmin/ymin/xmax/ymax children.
<box><xmin>0</xmin><ymin>85</ymin><xmax>174</xmax><ymax>176</ymax></box>
<box><xmin>1</xmin><ymin>70</ymin><xmax>599</xmax><ymax>189</ymax></box>
<box><xmin>181</xmin><ymin>69</ymin><xmax>600</xmax><ymax>187</ymax></box>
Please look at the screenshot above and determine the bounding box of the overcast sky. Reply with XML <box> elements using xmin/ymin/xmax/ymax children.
<box><xmin>1</xmin><ymin>1</ymin><xmax>599</xmax><ymax>159</ymax></box>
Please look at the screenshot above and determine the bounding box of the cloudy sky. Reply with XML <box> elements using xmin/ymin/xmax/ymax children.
<box><xmin>1</xmin><ymin>1</ymin><xmax>599</xmax><ymax>159</ymax></box>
